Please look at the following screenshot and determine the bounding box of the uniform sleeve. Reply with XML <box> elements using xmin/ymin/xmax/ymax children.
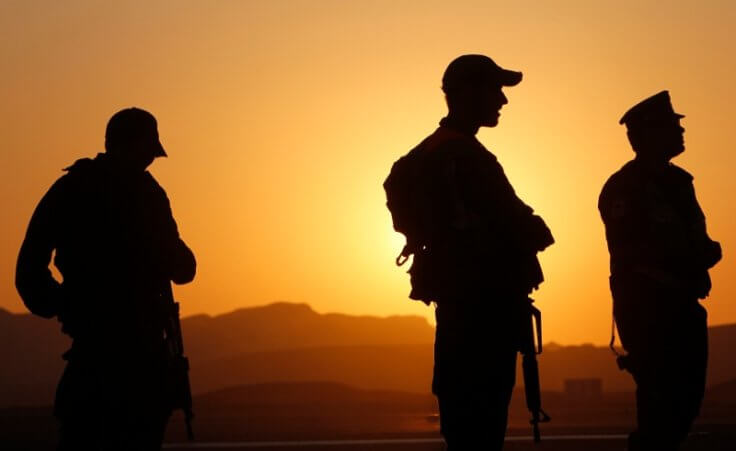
<box><xmin>683</xmin><ymin>181</ymin><xmax>721</xmax><ymax>270</ymax></box>
<box><xmin>451</xmin><ymin>144</ymin><xmax>553</xmax><ymax>253</ymax></box>
<box><xmin>147</xmin><ymin>177</ymin><xmax>197</xmax><ymax>284</ymax></box>
<box><xmin>437</xmin><ymin>142</ymin><xmax>474</xmax><ymax>231</ymax></box>
<box><xmin>15</xmin><ymin>180</ymin><xmax>65</xmax><ymax>318</ymax></box>
<box><xmin>598</xmin><ymin>178</ymin><xmax>647</xmax><ymax>270</ymax></box>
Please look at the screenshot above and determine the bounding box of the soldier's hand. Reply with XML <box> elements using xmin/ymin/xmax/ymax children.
<box><xmin>529</xmin><ymin>215</ymin><xmax>554</xmax><ymax>252</ymax></box>
<box><xmin>706</xmin><ymin>240</ymin><xmax>722</xmax><ymax>269</ymax></box>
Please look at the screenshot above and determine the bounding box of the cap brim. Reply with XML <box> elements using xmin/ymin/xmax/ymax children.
<box><xmin>500</xmin><ymin>69</ymin><xmax>523</xmax><ymax>87</ymax></box>
<box><xmin>154</xmin><ymin>141</ymin><xmax>167</xmax><ymax>158</ymax></box>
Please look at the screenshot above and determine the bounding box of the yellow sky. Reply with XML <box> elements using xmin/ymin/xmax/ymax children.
<box><xmin>1</xmin><ymin>0</ymin><xmax>734</xmax><ymax>344</ymax></box>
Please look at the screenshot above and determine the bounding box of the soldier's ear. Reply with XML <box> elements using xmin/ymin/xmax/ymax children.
<box><xmin>626</xmin><ymin>129</ymin><xmax>645</xmax><ymax>154</ymax></box>
<box><xmin>445</xmin><ymin>88</ymin><xmax>474</xmax><ymax>112</ymax></box>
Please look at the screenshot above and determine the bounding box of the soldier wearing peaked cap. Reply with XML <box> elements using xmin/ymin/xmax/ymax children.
<box><xmin>599</xmin><ymin>91</ymin><xmax>721</xmax><ymax>451</ymax></box>
<box><xmin>385</xmin><ymin>55</ymin><xmax>554</xmax><ymax>450</ymax></box>
<box><xmin>16</xmin><ymin>108</ymin><xmax>196</xmax><ymax>450</ymax></box>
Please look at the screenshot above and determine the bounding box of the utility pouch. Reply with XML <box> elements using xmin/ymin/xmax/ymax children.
<box><xmin>408</xmin><ymin>247</ymin><xmax>437</xmax><ymax>305</ymax></box>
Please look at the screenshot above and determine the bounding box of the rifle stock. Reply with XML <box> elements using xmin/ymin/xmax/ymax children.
<box><xmin>162</xmin><ymin>282</ymin><xmax>194</xmax><ymax>441</ymax></box>
<box><xmin>520</xmin><ymin>297</ymin><xmax>550</xmax><ymax>443</ymax></box>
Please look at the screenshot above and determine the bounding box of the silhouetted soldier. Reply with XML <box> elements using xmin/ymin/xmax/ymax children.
<box><xmin>599</xmin><ymin>91</ymin><xmax>721</xmax><ymax>451</ymax></box>
<box><xmin>16</xmin><ymin>108</ymin><xmax>196</xmax><ymax>450</ymax></box>
<box><xmin>386</xmin><ymin>55</ymin><xmax>554</xmax><ymax>450</ymax></box>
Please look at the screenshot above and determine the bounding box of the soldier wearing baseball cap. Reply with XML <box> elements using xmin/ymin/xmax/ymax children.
<box><xmin>105</xmin><ymin>107</ymin><xmax>167</xmax><ymax>157</ymax></box>
<box><xmin>384</xmin><ymin>55</ymin><xmax>553</xmax><ymax>450</ymax></box>
<box><xmin>16</xmin><ymin>107</ymin><xmax>196</xmax><ymax>449</ymax></box>
<box><xmin>599</xmin><ymin>91</ymin><xmax>720</xmax><ymax>451</ymax></box>
<box><xmin>441</xmin><ymin>54</ymin><xmax>523</xmax><ymax>93</ymax></box>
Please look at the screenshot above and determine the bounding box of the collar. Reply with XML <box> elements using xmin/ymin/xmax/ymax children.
<box><xmin>439</xmin><ymin>116</ymin><xmax>480</xmax><ymax>136</ymax></box>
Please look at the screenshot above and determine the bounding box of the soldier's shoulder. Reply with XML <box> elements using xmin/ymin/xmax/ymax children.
<box><xmin>668</xmin><ymin>163</ymin><xmax>694</xmax><ymax>183</ymax></box>
<box><xmin>48</xmin><ymin>156</ymin><xmax>99</xmax><ymax>192</ymax></box>
<box><xmin>603</xmin><ymin>160</ymin><xmax>643</xmax><ymax>189</ymax></box>
<box><xmin>403</xmin><ymin>128</ymin><xmax>478</xmax><ymax>168</ymax></box>
<box><xmin>599</xmin><ymin>160</ymin><xmax>640</xmax><ymax>212</ymax></box>
<box><xmin>61</xmin><ymin>154</ymin><xmax>110</xmax><ymax>182</ymax></box>
<box><xmin>421</xmin><ymin>127</ymin><xmax>480</xmax><ymax>153</ymax></box>
<box><xmin>63</xmin><ymin>157</ymin><xmax>96</xmax><ymax>173</ymax></box>
<box><xmin>142</xmin><ymin>171</ymin><xmax>170</xmax><ymax>202</ymax></box>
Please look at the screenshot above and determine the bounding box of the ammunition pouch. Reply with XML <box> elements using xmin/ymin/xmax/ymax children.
<box><xmin>616</xmin><ymin>354</ymin><xmax>631</xmax><ymax>371</ymax></box>
<box><xmin>408</xmin><ymin>246</ymin><xmax>438</xmax><ymax>305</ymax></box>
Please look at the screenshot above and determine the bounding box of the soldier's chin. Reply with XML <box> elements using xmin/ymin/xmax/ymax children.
<box><xmin>668</xmin><ymin>143</ymin><xmax>685</xmax><ymax>158</ymax></box>
<box><xmin>482</xmin><ymin>114</ymin><xmax>500</xmax><ymax>128</ymax></box>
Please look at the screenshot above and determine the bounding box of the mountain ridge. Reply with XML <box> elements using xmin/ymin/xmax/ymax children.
<box><xmin>3</xmin><ymin>302</ymin><xmax>736</xmax><ymax>409</ymax></box>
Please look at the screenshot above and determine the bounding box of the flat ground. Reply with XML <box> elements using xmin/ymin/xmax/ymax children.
<box><xmin>161</xmin><ymin>430</ymin><xmax>732</xmax><ymax>451</ymax></box>
<box><xmin>2</xmin><ymin>408</ymin><xmax>734</xmax><ymax>450</ymax></box>
<box><xmin>3</xmin><ymin>429</ymin><xmax>734</xmax><ymax>450</ymax></box>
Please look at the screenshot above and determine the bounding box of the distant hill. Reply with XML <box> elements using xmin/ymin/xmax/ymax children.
<box><xmin>0</xmin><ymin>303</ymin><xmax>434</xmax><ymax>407</ymax></box>
<box><xmin>704</xmin><ymin>378</ymin><xmax>736</xmax><ymax>405</ymax></box>
<box><xmin>190</xmin><ymin>344</ymin><xmax>434</xmax><ymax>395</ymax></box>
<box><xmin>195</xmin><ymin>381</ymin><xmax>435</xmax><ymax>410</ymax></box>
<box><xmin>0</xmin><ymin>309</ymin><xmax>69</xmax><ymax>406</ymax></box>
<box><xmin>705</xmin><ymin>323</ymin><xmax>736</xmax><ymax>387</ymax></box>
<box><xmin>2</xmin><ymin>303</ymin><xmax>736</xmax><ymax>408</ymax></box>
<box><xmin>188</xmin><ymin>341</ymin><xmax>635</xmax><ymax>395</ymax></box>
<box><xmin>182</xmin><ymin>302</ymin><xmax>435</xmax><ymax>359</ymax></box>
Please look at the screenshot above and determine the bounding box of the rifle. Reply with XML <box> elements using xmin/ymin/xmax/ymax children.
<box><xmin>162</xmin><ymin>282</ymin><xmax>194</xmax><ymax>441</ymax></box>
<box><xmin>519</xmin><ymin>297</ymin><xmax>550</xmax><ymax>443</ymax></box>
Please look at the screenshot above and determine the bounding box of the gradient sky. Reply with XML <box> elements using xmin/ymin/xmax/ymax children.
<box><xmin>1</xmin><ymin>0</ymin><xmax>734</xmax><ymax>344</ymax></box>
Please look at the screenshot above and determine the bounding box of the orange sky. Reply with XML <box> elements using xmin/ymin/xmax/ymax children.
<box><xmin>1</xmin><ymin>1</ymin><xmax>734</xmax><ymax>344</ymax></box>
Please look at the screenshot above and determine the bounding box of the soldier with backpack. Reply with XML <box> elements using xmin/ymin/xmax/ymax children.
<box><xmin>16</xmin><ymin>108</ymin><xmax>197</xmax><ymax>450</ymax></box>
<box><xmin>384</xmin><ymin>55</ymin><xmax>554</xmax><ymax>450</ymax></box>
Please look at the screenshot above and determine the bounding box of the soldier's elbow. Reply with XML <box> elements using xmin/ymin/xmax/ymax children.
<box><xmin>16</xmin><ymin>280</ymin><xmax>56</xmax><ymax>319</ymax></box>
<box><xmin>171</xmin><ymin>246</ymin><xmax>196</xmax><ymax>285</ymax></box>
<box><xmin>25</xmin><ymin>302</ymin><xmax>57</xmax><ymax>319</ymax></box>
<box><xmin>172</xmin><ymin>265</ymin><xmax>196</xmax><ymax>285</ymax></box>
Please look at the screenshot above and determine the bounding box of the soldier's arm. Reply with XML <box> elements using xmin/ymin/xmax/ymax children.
<box><xmin>684</xmin><ymin>181</ymin><xmax>721</xmax><ymax>270</ymax></box>
<box><xmin>598</xmin><ymin>179</ymin><xmax>656</xmax><ymax>271</ymax></box>
<box><xmin>15</xmin><ymin>181</ymin><xmax>64</xmax><ymax>318</ymax></box>
<box><xmin>149</xmin><ymin>179</ymin><xmax>196</xmax><ymax>284</ymax></box>
<box><xmin>452</xmin><ymin>146</ymin><xmax>553</xmax><ymax>252</ymax></box>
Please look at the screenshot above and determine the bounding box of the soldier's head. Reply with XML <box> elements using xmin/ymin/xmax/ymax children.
<box><xmin>442</xmin><ymin>54</ymin><xmax>522</xmax><ymax>128</ymax></box>
<box><xmin>104</xmin><ymin>107</ymin><xmax>167</xmax><ymax>171</ymax></box>
<box><xmin>620</xmin><ymin>91</ymin><xmax>685</xmax><ymax>161</ymax></box>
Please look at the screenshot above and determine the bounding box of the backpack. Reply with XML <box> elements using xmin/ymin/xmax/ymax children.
<box><xmin>384</xmin><ymin>148</ymin><xmax>427</xmax><ymax>264</ymax></box>
<box><xmin>384</xmin><ymin>129</ymin><xmax>461</xmax><ymax>304</ymax></box>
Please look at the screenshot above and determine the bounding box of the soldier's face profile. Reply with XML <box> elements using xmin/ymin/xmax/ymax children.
<box><xmin>136</xmin><ymin>141</ymin><xmax>159</xmax><ymax>169</ymax></box>
<box><xmin>636</xmin><ymin>118</ymin><xmax>685</xmax><ymax>160</ymax></box>
<box><xmin>657</xmin><ymin>118</ymin><xmax>685</xmax><ymax>158</ymax></box>
<box><xmin>477</xmin><ymin>84</ymin><xmax>508</xmax><ymax>127</ymax></box>
<box><xmin>111</xmin><ymin>139</ymin><xmax>158</xmax><ymax>172</ymax></box>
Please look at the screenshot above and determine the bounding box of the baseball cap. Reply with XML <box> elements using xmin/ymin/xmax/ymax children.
<box><xmin>105</xmin><ymin>107</ymin><xmax>167</xmax><ymax>157</ymax></box>
<box><xmin>442</xmin><ymin>54</ymin><xmax>522</xmax><ymax>93</ymax></box>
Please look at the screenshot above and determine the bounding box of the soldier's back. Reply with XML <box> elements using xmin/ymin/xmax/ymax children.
<box><xmin>49</xmin><ymin>154</ymin><xmax>174</xmax><ymax>346</ymax></box>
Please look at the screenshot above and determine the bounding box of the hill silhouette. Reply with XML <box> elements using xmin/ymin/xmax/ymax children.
<box><xmin>3</xmin><ymin>303</ymin><xmax>736</xmax><ymax>408</ymax></box>
<box><xmin>195</xmin><ymin>381</ymin><xmax>434</xmax><ymax>409</ymax></box>
<box><xmin>0</xmin><ymin>303</ymin><xmax>434</xmax><ymax>407</ymax></box>
<box><xmin>190</xmin><ymin>344</ymin><xmax>434</xmax><ymax>395</ymax></box>
<box><xmin>182</xmin><ymin>302</ymin><xmax>435</xmax><ymax>359</ymax></box>
<box><xmin>0</xmin><ymin>308</ymin><xmax>69</xmax><ymax>406</ymax></box>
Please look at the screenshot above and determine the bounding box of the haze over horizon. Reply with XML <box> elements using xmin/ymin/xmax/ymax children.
<box><xmin>2</xmin><ymin>0</ymin><xmax>734</xmax><ymax>345</ymax></box>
